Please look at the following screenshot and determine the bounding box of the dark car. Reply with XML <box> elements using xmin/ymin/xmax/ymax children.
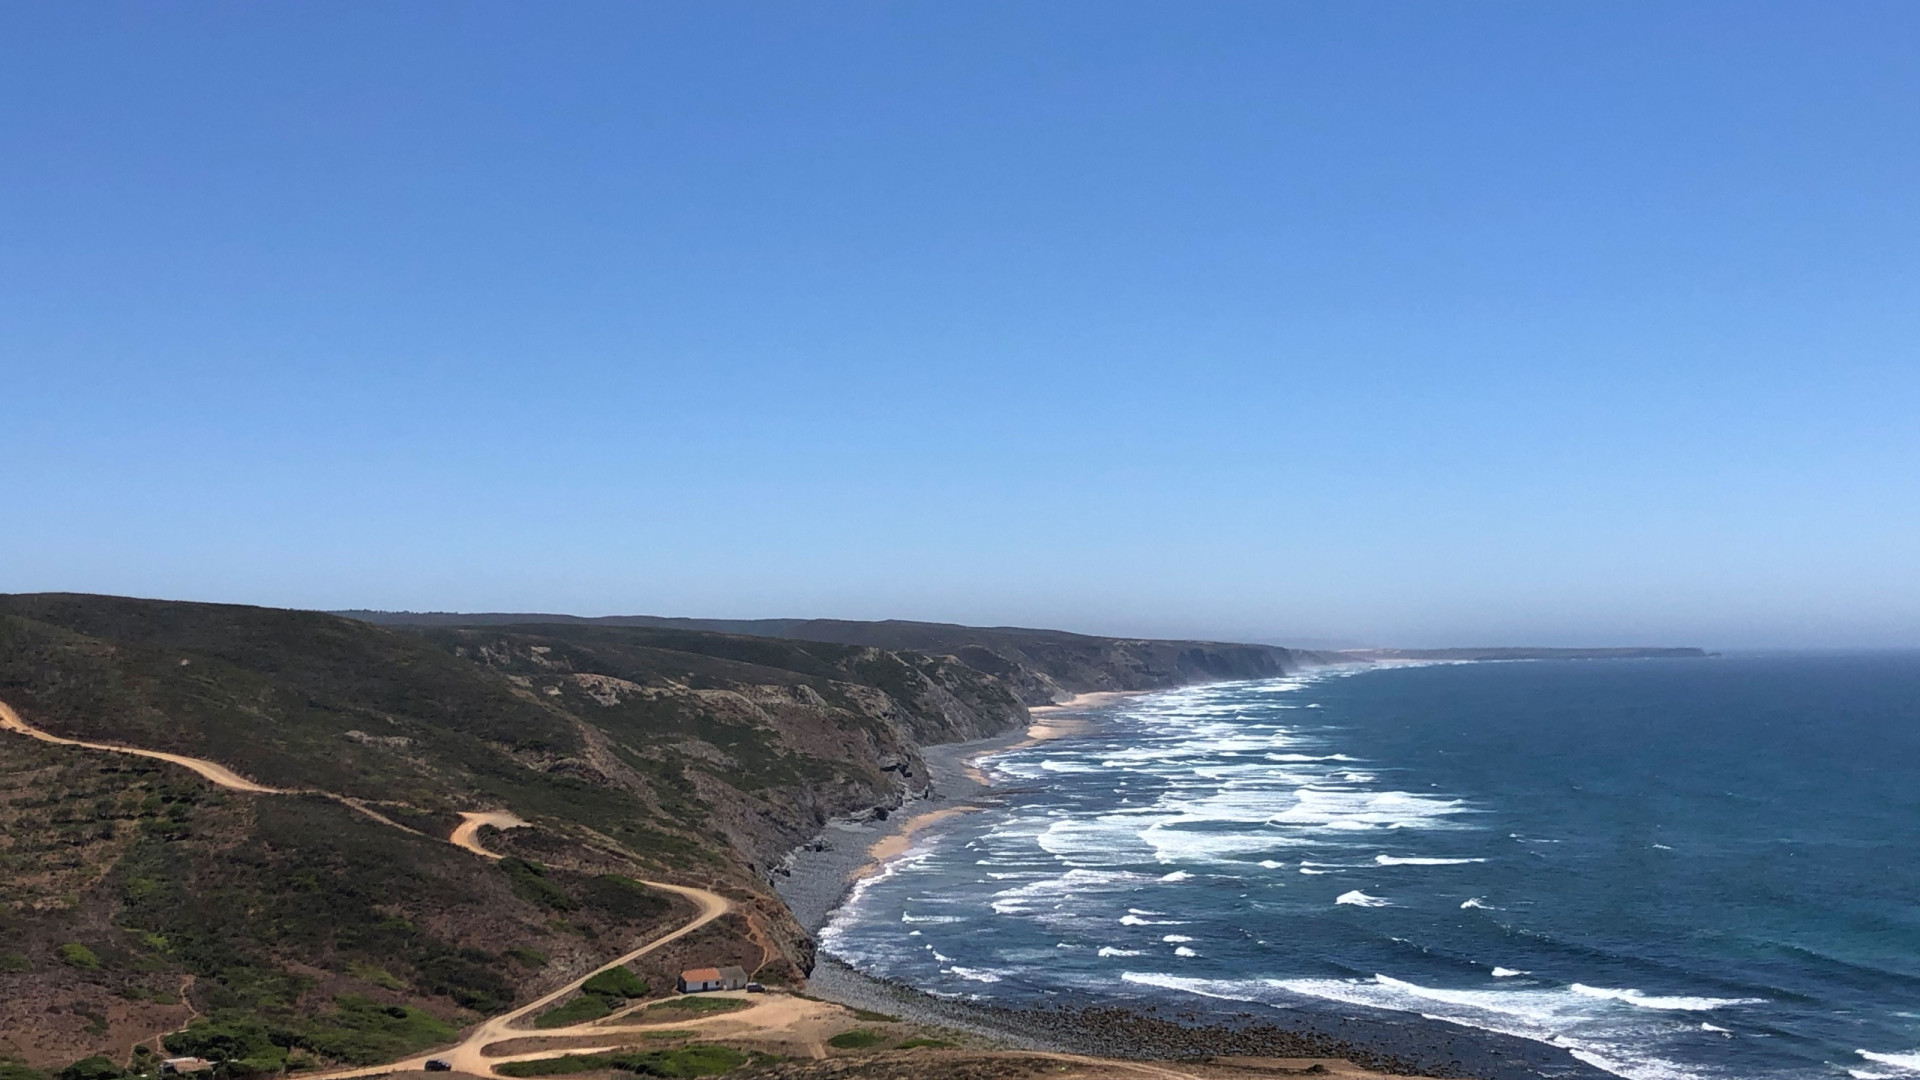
<box><xmin>424</xmin><ymin>1061</ymin><xmax>453</xmax><ymax>1072</ymax></box>
<box><xmin>745</xmin><ymin>982</ymin><xmax>766</xmax><ymax>993</ymax></box>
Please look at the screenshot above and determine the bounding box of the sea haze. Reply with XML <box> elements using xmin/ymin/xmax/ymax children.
<box><xmin>819</xmin><ymin>655</ymin><xmax>1920</xmax><ymax>1080</ymax></box>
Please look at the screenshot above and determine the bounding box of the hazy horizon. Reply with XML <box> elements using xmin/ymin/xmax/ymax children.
<box><xmin>5</xmin><ymin>3</ymin><xmax>1916</xmax><ymax>650</ymax></box>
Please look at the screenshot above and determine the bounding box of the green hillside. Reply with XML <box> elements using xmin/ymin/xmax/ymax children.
<box><xmin>340</xmin><ymin>610</ymin><xmax>1339</xmax><ymax>705</ymax></box>
<box><xmin>0</xmin><ymin>593</ymin><xmax>1029</xmax><ymax>1073</ymax></box>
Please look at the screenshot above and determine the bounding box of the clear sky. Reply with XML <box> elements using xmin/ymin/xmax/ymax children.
<box><xmin>4</xmin><ymin>2</ymin><xmax>1916</xmax><ymax>649</ymax></box>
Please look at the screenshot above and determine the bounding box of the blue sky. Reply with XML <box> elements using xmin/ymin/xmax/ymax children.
<box><xmin>3</xmin><ymin>2</ymin><xmax>1916</xmax><ymax>648</ymax></box>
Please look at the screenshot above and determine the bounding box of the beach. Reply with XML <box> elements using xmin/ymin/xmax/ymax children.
<box><xmin>773</xmin><ymin>689</ymin><xmax>1561</xmax><ymax>1079</ymax></box>
<box><xmin>775</xmin><ymin>682</ymin><xmax>1643</xmax><ymax>1080</ymax></box>
<box><xmin>779</xmin><ymin>690</ymin><xmax>1142</xmax><ymax>931</ymax></box>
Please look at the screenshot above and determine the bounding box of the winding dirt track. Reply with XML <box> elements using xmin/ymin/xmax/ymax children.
<box><xmin>0</xmin><ymin>698</ymin><xmax>1232</xmax><ymax>1080</ymax></box>
<box><xmin>0</xmin><ymin>696</ymin><xmax>737</xmax><ymax>1078</ymax></box>
<box><xmin>0</xmin><ymin>700</ymin><xmax>287</xmax><ymax>793</ymax></box>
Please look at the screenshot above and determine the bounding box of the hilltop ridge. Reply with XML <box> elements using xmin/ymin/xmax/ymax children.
<box><xmin>336</xmin><ymin>611</ymin><xmax>1342</xmax><ymax>706</ymax></box>
<box><xmin>0</xmin><ymin>594</ymin><xmax>1052</xmax><ymax>1069</ymax></box>
<box><xmin>3</xmin><ymin>594</ymin><xmax>1701</xmax><ymax>1075</ymax></box>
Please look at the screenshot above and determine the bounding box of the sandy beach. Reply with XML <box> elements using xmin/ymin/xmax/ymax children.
<box><xmin>777</xmin><ymin>690</ymin><xmax>1134</xmax><ymax>933</ymax></box>
<box><xmin>869</xmin><ymin>691</ymin><xmax>1146</xmax><ymax>855</ymax></box>
<box><xmin>775</xmin><ymin>687</ymin><xmax>1594</xmax><ymax>1079</ymax></box>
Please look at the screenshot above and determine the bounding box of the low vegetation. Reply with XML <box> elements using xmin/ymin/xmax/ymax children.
<box><xmin>534</xmin><ymin>963</ymin><xmax>651</xmax><ymax>1027</ymax></box>
<box><xmin>826</xmin><ymin>1030</ymin><xmax>883</xmax><ymax>1050</ymax></box>
<box><xmin>0</xmin><ymin>592</ymin><xmax>1052</xmax><ymax>1069</ymax></box>
<box><xmin>164</xmin><ymin>995</ymin><xmax>458</xmax><ymax>1070</ymax></box>
<box><xmin>533</xmin><ymin>993</ymin><xmax>614</xmax><ymax>1028</ymax></box>
<box><xmin>641</xmin><ymin>996</ymin><xmax>748</xmax><ymax>1021</ymax></box>
<box><xmin>583</xmin><ymin>964</ymin><xmax>650</xmax><ymax>998</ymax></box>
<box><xmin>494</xmin><ymin>1046</ymin><xmax>748</xmax><ymax>1077</ymax></box>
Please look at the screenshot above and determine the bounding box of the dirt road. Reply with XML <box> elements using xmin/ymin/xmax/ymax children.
<box><xmin>0</xmin><ymin>696</ymin><xmax>739</xmax><ymax>1078</ymax></box>
<box><xmin>448</xmin><ymin>811</ymin><xmax>531</xmax><ymax>859</ymax></box>
<box><xmin>0</xmin><ymin>699</ymin><xmax>287</xmax><ymax>793</ymax></box>
<box><xmin>308</xmin><ymin>881</ymin><xmax>734</xmax><ymax>1079</ymax></box>
<box><xmin>2</xmin><ymin>697</ymin><xmax>1415</xmax><ymax>1080</ymax></box>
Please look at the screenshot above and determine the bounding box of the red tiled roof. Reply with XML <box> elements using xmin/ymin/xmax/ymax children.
<box><xmin>681</xmin><ymin>967</ymin><xmax>722</xmax><ymax>981</ymax></box>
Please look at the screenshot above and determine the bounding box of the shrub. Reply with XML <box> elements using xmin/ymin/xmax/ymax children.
<box><xmin>644</xmin><ymin>997</ymin><xmax>744</xmax><ymax>1016</ymax></box>
<box><xmin>1</xmin><ymin>1063</ymin><xmax>50</xmax><ymax>1080</ymax></box>
<box><xmin>581</xmin><ymin>965</ymin><xmax>648</xmax><ymax>999</ymax></box>
<box><xmin>495</xmin><ymin>1045</ymin><xmax>746</xmax><ymax>1077</ymax></box>
<box><xmin>826</xmin><ymin>1030</ymin><xmax>882</xmax><ymax>1049</ymax></box>
<box><xmin>164</xmin><ymin>997</ymin><xmax>455</xmax><ymax>1068</ymax></box>
<box><xmin>498</xmin><ymin>858</ymin><xmax>576</xmax><ymax>911</ymax></box>
<box><xmin>504</xmin><ymin>946</ymin><xmax>548</xmax><ymax>968</ymax></box>
<box><xmin>57</xmin><ymin>943</ymin><xmax>100</xmax><ymax>970</ymax></box>
<box><xmin>163</xmin><ymin>1017</ymin><xmax>280</xmax><ymax>1064</ymax></box>
<box><xmin>60</xmin><ymin>1058</ymin><xmax>123</xmax><ymax>1080</ymax></box>
<box><xmin>896</xmin><ymin>1038</ymin><xmax>954</xmax><ymax>1049</ymax></box>
<box><xmin>296</xmin><ymin>995</ymin><xmax>458</xmax><ymax>1065</ymax></box>
<box><xmin>346</xmin><ymin>961</ymin><xmax>405</xmax><ymax>991</ymax></box>
<box><xmin>580</xmin><ymin>875</ymin><xmax>670</xmax><ymax>922</ymax></box>
<box><xmin>533</xmin><ymin>993</ymin><xmax>614</xmax><ymax>1028</ymax></box>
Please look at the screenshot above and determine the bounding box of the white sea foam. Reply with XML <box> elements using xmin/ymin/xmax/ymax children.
<box><xmin>944</xmin><ymin>966</ymin><xmax>1004</xmax><ymax>983</ymax></box>
<box><xmin>1097</xmin><ymin>947</ymin><xmax>1143</xmax><ymax>957</ymax></box>
<box><xmin>1160</xmin><ymin>870</ymin><xmax>1193</xmax><ymax>881</ymax></box>
<box><xmin>1259</xmin><ymin>859</ymin><xmax>1285</xmax><ymax>868</ymax></box>
<box><xmin>1174</xmin><ymin>946</ymin><xmax>1197</xmax><ymax>956</ymax></box>
<box><xmin>901</xmin><ymin>913</ymin><xmax>967</xmax><ymax>923</ymax></box>
<box><xmin>816</xmin><ymin>846</ymin><xmax>936</xmax><ymax>955</ymax></box>
<box><xmin>1162</xmin><ymin>934</ymin><xmax>1194</xmax><ymax>942</ymax></box>
<box><xmin>1376</xmin><ymin>854</ymin><xmax>1486</xmax><ymax>866</ymax></box>
<box><xmin>1336</xmin><ymin>890</ymin><xmax>1391</xmax><ymax>907</ymax></box>
<box><xmin>1299</xmin><ymin>867</ymin><xmax>1330</xmax><ymax>874</ymax></box>
<box><xmin>1120</xmin><ymin>971</ymin><xmax>1259</xmax><ymax>1002</ymax></box>
<box><xmin>989</xmin><ymin>869</ymin><xmax>1152</xmax><ymax>915</ymax></box>
<box><xmin>1262</xmin><ymin>974</ymin><xmax>1730</xmax><ymax>1080</ymax></box>
<box><xmin>1570</xmin><ymin>984</ymin><xmax>1762</xmax><ymax>1011</ymax></box>
<box><xmin>1856</xmin><ymin>1050</ymin><xmax>1920</xmax><ymax>1073</ymax></box>
<box><xmin>1268</xmin><ymin>788</ymin><xmax>1473</xmax><ymax>832</ymax></box>
<box><xmin>1461</xmin><ymin>897</ymin><xmax>1492</xmax><ymax>909</ymax></box>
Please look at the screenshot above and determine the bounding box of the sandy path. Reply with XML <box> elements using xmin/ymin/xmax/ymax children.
<box><xmin>449</xmin><ymin>811</ymin><xmax>531</xmax><ymax>859</ymax></box>
<box><xmin>0</xmin><ymin>695</ymin><xmax>738</xmax><ymax>1079</ymax></box>
<box><xmin>0</xmin><ymin>699</ymin><xmax>287</xmax><ymax>793</ymax></box>
<box><xmin>306</xmin><ymin>880</ymin><xmax>732</xmax><ymax>1079</ymax></box>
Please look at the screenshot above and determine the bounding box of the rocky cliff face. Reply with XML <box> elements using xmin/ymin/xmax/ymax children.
<box><xmin>412</xmin><ymin>624</ymin><xmax>1031</xmax><ymax>873</ymax></box>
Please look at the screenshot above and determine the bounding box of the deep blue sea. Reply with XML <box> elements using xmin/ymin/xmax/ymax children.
<box><xmin>819</xmin><ymin>655</ymin><xmax>1920</xmax><ymax>1080</ymax></box>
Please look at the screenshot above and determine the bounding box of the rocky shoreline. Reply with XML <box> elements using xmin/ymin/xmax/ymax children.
<box><xmin>775</xmin><ymin>725</ymin><xmax>1028</xmax><ymax>932</ymax></box>
<box><xmin>775</xmin><ymin>697</ymin><xmax>1610</xmax><ymax>1080</ymax></box>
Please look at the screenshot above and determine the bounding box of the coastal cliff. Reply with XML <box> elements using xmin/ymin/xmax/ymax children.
<box><xmin>0</xmin><ymin>595</ymin><xmax>1036</xmax><ymax>1068</ymax></box>
<box><xmin>341</xmin><ymin>611</ymin><xmax>1342</xmax><ymax>706</ymax></box>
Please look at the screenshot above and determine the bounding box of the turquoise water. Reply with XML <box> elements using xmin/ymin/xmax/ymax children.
<box><xmin>819</xmin><ymin>655</ymin><xmax>1920</xmax><ymax>1080</ymax></box>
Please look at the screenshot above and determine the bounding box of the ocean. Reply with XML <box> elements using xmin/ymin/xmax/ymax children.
<box><xmin>816</xmin><ymin>654</ymin><xmax>1920</xmax><ymax>1080</ymax></box>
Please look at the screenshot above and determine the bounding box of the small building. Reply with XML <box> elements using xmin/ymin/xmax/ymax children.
<box><xmin>677</xmin><ymin>965</ymin><xmax>748</xmax><ymax>993</ymax></box>
<box><xmin>161</xmin><ymin>1060</ymin><xmax>214</xmax><ymax>1076</ymax></box>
